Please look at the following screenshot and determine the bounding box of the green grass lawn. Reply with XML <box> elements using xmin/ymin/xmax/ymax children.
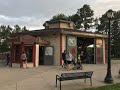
<box><xmin>81</xmin><ymin>83</ymin><xmax>120</xmax><ymax>90</ymax></box>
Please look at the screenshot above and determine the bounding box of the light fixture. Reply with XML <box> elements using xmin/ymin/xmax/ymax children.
<box><xmin>106</xmin><ymin>9</ymin><xmax>114</xmax><ymax>19</ymax></box>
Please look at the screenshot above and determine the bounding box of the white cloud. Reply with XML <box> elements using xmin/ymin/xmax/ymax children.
<box><xmin>0</xmin><ymin>15</ymin><xmax>47</xmax><ymax>30</ymax></box>
<box><xmin>94</xmin><ymin>0</ymin><xmax>120</xmax><ymax>3</ymax></box>
<box><xmin>0</xmin><ymin>0</ymin><xmax>120</xmax><ymax>30</ymax></box>
<box><xmin>90</xmin><ymin>0</ymin><xmax>120</xmax><ymax>17</ymax></box>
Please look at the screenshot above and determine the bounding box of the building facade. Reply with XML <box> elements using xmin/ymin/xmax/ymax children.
<box><xmin>8</xmin><ymin>20</ymin><xmax>108</xmax><ymax>67</ymax></box>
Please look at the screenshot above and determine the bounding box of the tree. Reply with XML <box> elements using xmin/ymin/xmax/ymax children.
<box><xmin>76</xmin><ymin>4</ymin><xmax>94</xmax><ymax>31</ymax></box>
<box><xmin>111</xmin><ymin>11</ymin><xmax>120</xmax><ymax>58</ymax></box>
<box><xmin>6</xmin><ymin>25</ymin><xmax>12</xmax><ymax>37</ymax></box>
<box><xmin>93</xmin><ymin>18</ymin><xmax>99</xmax><ymax>32</ymax></box>
<box><xmin>96</xmin><ymin>12</ymin><xmax>109</xmax><ymax>34</ymax></box>
<box><xmin>0</xmin><ymin>41</ymin><xmax>10</xmax><ymax>52</ymax></box>
<box><xmin>0</xmin><ymin>25</ymin><xmax>7</xmax><ymax>39</ymax></box>
<box><xmin>49</xmin><ymin>4</ymin><xmax>94</xmax><ymax>31</ymax></box>
<box><xmin>50</xmin><ymin>14</ymin><xmax>68</xmax><ymax>21</ymax></box>
<box><xmin>0</xmin><ymin>25</ymin><xmax>12</xmax><ymax>40</ymax></box>
<box><xmin>111</xmin><ymin>20</ymin><xmax>120</xmax><ymax>58</ymax></box>
<box><xmin>0</xmin><ymin>25</ymin><xmax>12</xmax><ymax>53</ymax></box>
<box><xmin>68</xmin><ymin>14</ymin><xmax>80</xmax><ymax>29</ymax></box>
<box><xmin>22</xmin><ymin>26</ymin><xmax>29</xmax><ymax>32</ymax></box>
<box><xmin>97</xmin><ymin>10</ymin><xmax>120</xmax><ymax>58</ymax></box>
<box><xmin>13</xmin><ymin>25</ymin><xmax>21</xmax><ymax>33</ymax></box>
<box><xmin>0</xmin><ymin>25</ymin><xmax>29</xmax><ymax>53</ymax></box>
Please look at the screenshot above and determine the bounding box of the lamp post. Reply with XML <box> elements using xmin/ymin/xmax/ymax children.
<box><xmin>104</xmin><ymin>9</ymin><xmax>114</xmax><ymax>83</ymax></box>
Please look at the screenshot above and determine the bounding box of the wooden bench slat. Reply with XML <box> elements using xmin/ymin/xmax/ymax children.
<box><xmin>61</xmin><ymin>72</ymin><xmax>85</xmax><ymax>77</ymax></box>
<box><xmin>61</xmin><ymin>71</ymin><xmax>93</xmax><ymax>79</ymax></box>
<box><xmin>56</xmin><ymin>71</ymin><xmax>93</xmax><ymax>90</ymax></box>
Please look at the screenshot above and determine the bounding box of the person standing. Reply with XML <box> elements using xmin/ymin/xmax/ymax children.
<box><xmin>77</xmin><ymin>52</ymin><xmax>83</xmax><ymax>70</ymax></box>
<box><xmin>80</xmin><ymin>51</ymin><xmax>84</xmax><ymax>63</ymax></box>
<box><xmin>66</xmin><ymin>51</ymin><xmax>73</xmax><ymax>70</ymax></box>
<box><xmin>6</xmin><ymin>52</ymin><xmax>10</xmax><ymax>67</ymax></box>
<box><xmin>21</xmin><ymin>51</ymin><xmax>28</xmax><ymax>68</ymax></box>
<box><xmin>62</xmin><ymin>50</ymin><xmax>67</xmax><ymax>68</ymax></box>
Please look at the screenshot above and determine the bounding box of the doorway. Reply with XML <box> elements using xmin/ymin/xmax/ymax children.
<box><xmin>77</xmin><ymin>37</ymin><xmax>94</xmax><ymax>64</ymax></box>
<box><xmin>39</xmin><ymin>46</ymin><xmax>45</xmax><ymax>65</ymax></box>
<box><xmin>25</xmin><ymin>45</ymin><xmax>33</xmax><ymax>62</ymax></box>
<box><xmin>39</xmin><ymin>46</ymin><xmax>54</xmax><ymax>65</ymax></box>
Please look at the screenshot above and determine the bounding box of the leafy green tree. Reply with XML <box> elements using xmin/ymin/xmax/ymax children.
<box><xmin>76</xmin><ymin>4</ymin><xmax>94</xmax><ymax>31</ymax></box>
<box><xmin>0</xmin><ymin>41</ymin><xmax>10</xmax><ymax>53</ymax></box>
<box><xmin>49</xmin><ymin>4</ymin><xmax>94</xmax><ymax>31</ymax></box>
<box><xmin>6</xmin><ymin>25</ymin><xmax>12</xmax><ymax>37</ymax></box>
<box><xmin>96</xmin><ymin>12</ymin><xmax>109</xmax><ymax>34</ymax></box>
<box><xmin>0</xmin><ymin>25</ymin><xmax>29</xmax><ymax>53</ymax></box>
<box><xmin>97</xmin><ymin>10</ymin><xmax>120</xmax><ymax>58</ymax></box>
<box><xmin>50</xmin><ymin>14</ymin><xmax>68</xmax><ymax>21</ymax></box>
<box><xmin>22</xmin><ymin>26</ymin><xmax>29</xmax><ymax>32</ymax></box>
<box><xmin>0</xmin><ymin>25</ymin><xmax>7</xmax><ymax>39</ymax></box>
<box><xmin>0</xmin><ymin>25</ymin><xmax>12</xmax><ymax>53</ymax></box>
<box><xmin>111</xmin><ymin>11</ymin><xmax>120</xmax><ymax>58</ymax></box>
<box><xmin>0</xmin><ymin>25</ymin><xmax>12</xmax><ymax>40</ymax></box>
<box><xmin>68</xmin><ymin>14</ymin><xmax>80</xmax><ymax>29</ymax></box>
<box><xmin>111</xmin><ymin>20</ymin><xmax>120</xmax><ymax>58</ymax></box>
<box><xmin>93</xmin><ymin>18</ymin><xmax>99</xmax><ymax>32</ymax></box>
<box><xmin>13</xmin><ymin>25</ymin><xmax>21</xmax><ymax>33</ymax></box>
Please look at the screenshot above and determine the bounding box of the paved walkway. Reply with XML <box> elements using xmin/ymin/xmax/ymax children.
<box><xmin>0</xmin><ymin>60</ymin><xmax>120</xmax><ymax>90</ymax></box>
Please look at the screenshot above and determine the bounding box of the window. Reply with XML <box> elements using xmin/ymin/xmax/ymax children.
<box><xmin>15</xmin><ymin>45</ymin><xmax>21</xmax><ymax>62</ymax></box>
<box><xmin>45</xmin><ymin>47</ymin><xmax>53</xmax><ymax>56</ymax></box>
<box><xmin>25</xmin><ymin>45</ymin><xmax>33</xmax><ymax>62</ymax></box>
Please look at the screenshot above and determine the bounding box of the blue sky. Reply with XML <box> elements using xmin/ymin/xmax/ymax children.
<box><xmin>0</xmin><ymin>0</ymin><xmax>120</xmax><ymax>30</ymax></box>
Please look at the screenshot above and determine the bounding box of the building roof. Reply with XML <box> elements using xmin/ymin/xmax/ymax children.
<box><xmin>10</xmin><ymin>28</ymin><xmax>108</xmax><ymax>38</ymax></box>
<box><xmin>43</xmin><ymin>20</ymin><xmax>75</xmax><ymax>26</ymax></box>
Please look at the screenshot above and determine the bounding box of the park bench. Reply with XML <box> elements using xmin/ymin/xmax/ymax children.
<box><xmin>56</xmin><ymin>71</ymin><xmax>93</xmax><ymax>90</ymax></box>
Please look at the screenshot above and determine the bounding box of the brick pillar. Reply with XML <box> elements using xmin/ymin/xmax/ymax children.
<box><xmin>33</xmin><ymin>43</ymin><xmax>36</xmax><ymax>67</ymax></box>
<box><xmin>20</xmin><ymin>42</ymin><xmax>24</xmax><ymax>67</ymax></box>
<box><xmin>60</xmin><ymin>33</ymin><xmax>62</xmax><ymax>65</ymax></box>
<box><xmin>11</xmin><ymin>42</ymin><xmax>15</xmax><ymax>64</ymax></box>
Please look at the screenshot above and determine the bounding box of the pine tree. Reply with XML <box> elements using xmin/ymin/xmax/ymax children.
<box><xmin>13</xmin><ymin>25</ymin><xmax>21</xmax><ymax>33</ymax></box>
<box><xmin>97</xmin><ymin>10</ymin><xmax>120</xmax><ymax>58</ymax></box>
<box><xmin>22</xmin><ymin>26</ymin><xmax>29</xmax><ymax>32</ymax></box>
<box><xmin>76</xmin><ymin>4</ymin><xmax>94</xmax><ymax>31</ymax></box>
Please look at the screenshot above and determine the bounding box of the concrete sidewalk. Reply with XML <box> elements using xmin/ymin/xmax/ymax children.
<box><xmin>0</xmin><ymin>60</ymin><xmax>120</xmax><ymax>90</ymax></box>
